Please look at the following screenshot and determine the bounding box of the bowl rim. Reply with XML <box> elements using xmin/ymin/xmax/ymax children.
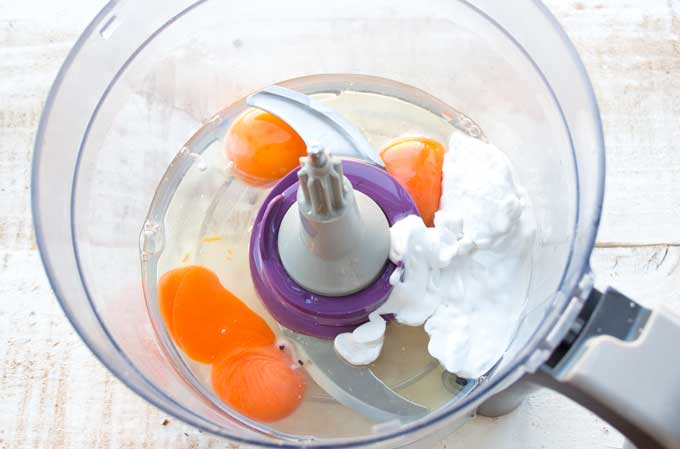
<box><xmin>32</xmin><ymin>0</ymin><xmax>605</xmax><ymax>447</ymax></box>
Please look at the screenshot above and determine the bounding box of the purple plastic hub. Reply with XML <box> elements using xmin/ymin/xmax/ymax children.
<box><xmin>249</xmin><ymin>160</ymin><xmax>418</xmax><ymax>339</ymax></box>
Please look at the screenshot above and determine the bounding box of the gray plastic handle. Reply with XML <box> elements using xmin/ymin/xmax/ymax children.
<box><xmin>534</xmin><ymin>288</ymin><xmax>680</xmax><ymax>449</ymax></box>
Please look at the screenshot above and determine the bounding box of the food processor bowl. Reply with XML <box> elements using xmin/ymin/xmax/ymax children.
<box><xmin>35</xmin><ymin>0</ymin><xmax>659</xmax><ymax>447</ymax></box>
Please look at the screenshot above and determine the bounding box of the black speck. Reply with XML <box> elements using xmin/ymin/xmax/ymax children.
<box><xmin>278</xmin><ymin>344</ymin><xmax>285</xmax><ymax>350</ymax></box>
<box><xmin>184</xmin><ymin>432</ymin><xmax>189</xmax><ymax>437</ymax></box>
<box><xmin>232</xmin><ymin>38</ymin><xmax>243</xmax><ymax>48</ymax></box>
<box><xmin>161</xmin><ymin>418</ymin><xmax>169</xmax><ymax>426</ymax></box>
<box><xmin>297</xmin><ymin>360</ymin><xmax>304</xmax><ymax>366</ymax></box>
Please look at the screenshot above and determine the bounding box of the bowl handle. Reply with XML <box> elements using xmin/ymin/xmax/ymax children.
<box><xmin>530</xmin><ymin>288</ymin><xmax>680</xmax><ymax>449</ymax></box>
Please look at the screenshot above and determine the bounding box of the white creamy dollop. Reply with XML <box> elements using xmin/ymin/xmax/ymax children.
<box><xmin>334</xmin><ymin>132</ymin><xmax>536</xmax><ymax>378</ymax></box>
<box><xmin>334</xmin><ymin>312</ymin><xmax>386</xmax><ymax>365</ymax></box>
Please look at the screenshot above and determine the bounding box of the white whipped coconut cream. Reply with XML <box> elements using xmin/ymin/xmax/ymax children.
<box><xmin>334</xmin><ymin>132</ymin><xmax>536</xmax><ymax>378</ymax></box>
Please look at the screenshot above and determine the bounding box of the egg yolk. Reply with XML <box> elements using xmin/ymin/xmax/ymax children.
<box><xmin>158</xmin><ymin>266</ymin><xmax>191</xmax><ymax>341</ymax></box>
<box><xmin>226</xmin><ymin>109</ymin><xmax>307</xmax><ymax>186</ymax></box>
<box><xmin>158</xmin><ymin>265</ymin><xmax>306</xmax><ymax>422</ymax></box>
<box><xmin>212</xmin><ymin>346</ymin><xmax>306</xmax><ymax>422</ymax></box>
<box><xmin>380</xmin><ymin>137</ymin><xmax>446</xmax><ymax>227</ymax></box>
<box><xmin>160</xmin><ymin>265</ymin><xmax>275</xmax><ymax>364</ymax></box>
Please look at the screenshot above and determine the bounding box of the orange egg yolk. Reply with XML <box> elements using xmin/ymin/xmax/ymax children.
<box><xmin>226</xmin><ymin>109</ymin><xmax>307</xmax><ymax>186</ymax></box>
<box><xmin>160</xmin><ymin>265</ymin><xmax>274</xmax><ymax>364</ymax></box>
<box><xmin>158</xmin><ymin>266</ymin><xmax>191</xmax><ymax>341</ymax></box>
<box><xmin>380</xmin><ymin>137</ymin><xmax>446</xmax><ymax>227</ymax></box>
<box><xmin>158</xmin><ymin>265</ymin><xmax>306</xmax><ymax>422</ymax></box>
<box><xmin>212</xmin><ymin>346</ymin><xmax>306</xmax><ymax>422</ymax></box>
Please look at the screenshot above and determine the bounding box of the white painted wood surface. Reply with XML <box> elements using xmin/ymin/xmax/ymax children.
<box><xmin>1</xmin><ymin>1</ymin><xmax>679</xmax><ymax>448</ymax></box>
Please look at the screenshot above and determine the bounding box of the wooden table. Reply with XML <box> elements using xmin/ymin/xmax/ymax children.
<box><xmin>2</xmin><ymin>1</ymin><xmax>679</xmax><ymax>448</ymax></box>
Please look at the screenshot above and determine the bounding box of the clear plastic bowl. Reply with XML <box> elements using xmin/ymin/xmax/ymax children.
<box><xmin>32</xmin><ymin>1</ymin><xmax>604</xmax><ymax>447</ymax></box>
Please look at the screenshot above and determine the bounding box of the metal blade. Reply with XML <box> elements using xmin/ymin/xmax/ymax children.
<box><xmin>282</xmin><ymin>328</ymin><xmax>428</xmax><ymax>423</ymax></box>
<box><xmin>246</xmin><ymin>86</ymin><xmax>384</xmax><ymax>167</ymax></box>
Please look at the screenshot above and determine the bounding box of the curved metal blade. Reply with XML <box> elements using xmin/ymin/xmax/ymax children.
<box><xmin>282</xmin><ymin>328</ymin><xmax>428</xmax><ymax>423</ymax></box>
<box><xmin>246</xmin><ymin>86</ymin><xmax>384</xmax><ymax>167</ymax></box>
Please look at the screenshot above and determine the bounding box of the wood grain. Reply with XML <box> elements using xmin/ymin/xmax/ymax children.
<box><xmin>1</xmin><ymin>1</ymin><xmax>679</xmax><ymax>449</ymax></box>
<box><xmin>549</xmin><ymin>0</ymin><xmax>680</xmax><ymax>244</ymax></box>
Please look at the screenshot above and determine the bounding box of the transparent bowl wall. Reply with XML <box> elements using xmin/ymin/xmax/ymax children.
<box><xmin>33</xmin><ymin>0</ymin><xmax>604</xmax><ymax>447</ymax></box>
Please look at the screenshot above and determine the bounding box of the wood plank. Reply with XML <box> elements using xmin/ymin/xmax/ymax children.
<box><xmin>2</xmin><ymin>1</ymin><xmax>679</xmax><ymax>448</ymax></box>
<box><xmin>546</xmin><ymin>0</ymin><xmax>680</xmax><ymax>244</ymax></box>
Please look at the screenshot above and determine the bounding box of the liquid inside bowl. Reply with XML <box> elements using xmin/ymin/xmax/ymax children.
<box><xmin>141</xmin><ymin>75</ymin><xmax>531</xmax><ymax>438</ymax></box>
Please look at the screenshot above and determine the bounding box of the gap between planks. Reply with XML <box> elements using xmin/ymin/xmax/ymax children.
<box><xmin>595</xmin><ymin>242</ymin><xmax>680</xmax><ymax>248</ymax></box>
